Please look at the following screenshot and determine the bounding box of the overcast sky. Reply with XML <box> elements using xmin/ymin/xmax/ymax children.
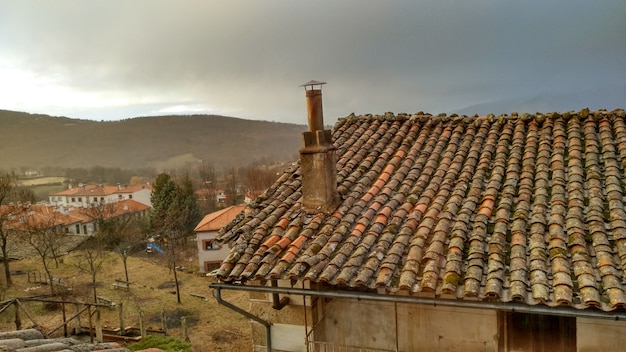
<box><xmin>0</xmin><ymin>1</ymin><xmax>624</xmax><ymax>125</ymax></box>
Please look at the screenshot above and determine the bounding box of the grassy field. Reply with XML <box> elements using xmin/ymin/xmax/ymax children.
<box><xmin>0</xmin><ymin>250</ymin><xmax>252</xmax><ymax>351</ymax></box>
<box><xmin>18</xmin><ymin>177</ymin><xmax>66</xmax><ymax>186</ymax></box>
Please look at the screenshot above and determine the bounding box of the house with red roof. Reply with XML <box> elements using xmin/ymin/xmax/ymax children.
<box><xmin>48</xmin><ymin>183</ymin><xmax>152</xmax><ymax>208</ymax></box>
<box><xmin>2</xmin><ymin>199</ymin><xmax>150</xmax><ymax>259</ymax></box>
<box><xmin>194</xmin><ymin>204</ymin><xmax>245</xmax><ymax>273</ymax></box>
<box><xmin>210</xmin><ymin>83</ymin><xmax>626</xmax><ymax>351</ymax></box>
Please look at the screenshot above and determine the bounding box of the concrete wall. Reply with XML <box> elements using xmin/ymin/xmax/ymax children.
<box><xmin>129</xmin><ymin>188</ymin><xmax>152</xmax><ymax>207</ymax></box>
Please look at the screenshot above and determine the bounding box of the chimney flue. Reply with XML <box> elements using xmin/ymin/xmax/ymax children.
<box><xmin>301</xmin><ymin>80</ymin><xmax>326</xmax><ymax>133</ymax></box>
<box><xmin>299</xmin><ymin>80</ymin><xmax>339</xmax><ymax>214</ymax></box>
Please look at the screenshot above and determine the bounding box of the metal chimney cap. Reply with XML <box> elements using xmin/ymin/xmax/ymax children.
<box><xmin>300</xmin><ymin>80</ymin><xmax>326</xmax><ymax>89</ymax></box>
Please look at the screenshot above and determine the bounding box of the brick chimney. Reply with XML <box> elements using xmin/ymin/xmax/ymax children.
<box><xmin>299</xmin><ymin>80</ymin><xmax>340</xmax><ymax>213</ymax></box>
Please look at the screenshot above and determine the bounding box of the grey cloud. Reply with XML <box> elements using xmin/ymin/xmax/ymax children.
<box><xmin>0</xmin><ymin>1</ymin><xmax>624</xmax><ymax>123</ymax></box>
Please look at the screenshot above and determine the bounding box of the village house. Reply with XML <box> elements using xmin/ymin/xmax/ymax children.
<box><xmin>194</xmin><ymin>204</ymin><xmax>245</xmax><ymax>273</ymax></box>
<box><xmin>48</xmin><ymin>183</ymin><xmax>152</xmax><ymax>208</ymax></box>
<box><xmin>3</xmin><ymin>199</ymin><xmax>149</xmax><ymax>236</ymax></box>
<box><xmin>2</xmin><ymin>199</ymin><xmax>150</xmax><ymax>259</ymax></box>
<box><xmin>210</xmin><ymin>82</ymin><xmax>626</xmax><ymax>351</ymax></box>
<box><xmin>195</xmin><ymin>188</ymin><xmax>228</xmax><ymax>206</ymax></box>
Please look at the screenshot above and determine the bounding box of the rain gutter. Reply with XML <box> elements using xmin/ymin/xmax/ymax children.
<box><xmin>210</xmin><ymin>282</ymin><xmax>626</xmax><ymax>321</ymax></box>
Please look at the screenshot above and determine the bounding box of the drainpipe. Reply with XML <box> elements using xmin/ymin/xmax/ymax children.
<box><xmin>213</xmin><ymin>286</ymin><xmax>272</xmax><ymax>352</ymax></box>
<box><xmin>271</xmin><ymin>280</ymin><xmax>290</xmax><ymax>310</ymax></box>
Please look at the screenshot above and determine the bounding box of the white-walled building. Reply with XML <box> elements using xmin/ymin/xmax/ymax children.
<box><xmin>194</xmin><ymin>204</ymin><xmax>245</xmax><ymax>273</ymax></box>
<box><xmin>48</xmin><ymin>183</ymin><xmax>152</xmax><ymax>208</ymax></box>
<box><xmin>4</xmin><ymin>199</ymin><xmax>150</xmax><ymax>236</ymax></box>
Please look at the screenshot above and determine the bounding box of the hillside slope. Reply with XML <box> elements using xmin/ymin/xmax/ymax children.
<box><xmin>0</xmin><ymin>110</ymin><xmax>305</xmax><ymax>170</ymax></box>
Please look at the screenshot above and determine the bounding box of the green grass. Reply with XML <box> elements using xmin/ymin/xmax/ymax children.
<box><xmin>128</xmin><ymin>335</ymin><xmax>192</xmax><ymax>352</ymax></box>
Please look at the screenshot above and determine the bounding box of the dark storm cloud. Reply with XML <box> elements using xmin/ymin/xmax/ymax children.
<box><xmin>0</xmin><ymin>1</ymin><xmax>624</xmax><ymax>123</ymax></box>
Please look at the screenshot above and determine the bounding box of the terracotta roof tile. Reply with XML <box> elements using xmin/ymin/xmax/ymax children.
<box><xmin>194</xmin><ymin>204</ymin><xmax>245</xmax><ymax>232</ymax></box>
<box><xmin>217</xmin><ymin>109</ymin><xmax>626</xmax><ymax>312</ymax></box>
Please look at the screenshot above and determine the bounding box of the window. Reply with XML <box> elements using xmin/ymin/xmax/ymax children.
<box><xmin>78</xmin><ymin>197</ymin><xmax>82</xmax><ymax>202</ymax></box>
<box><xmin>75</xmin><ymin>224</ymin><xmax>80</xmax><ymax>234</ymax></box>
<box><xmin>100</xmin><ymin>197</ymin><xmax>104</xmax><ymax>202</ymax></box>
<box><xmin>118</xmin><ymin>195</ymin><xmax>123</xmax><ymax>200</ymax></box>
<box><xmin>499</xmin><ymin>312</ymin><xmax>576</xmax><ymax>351</ymax></box>
<box><xmin>205</xmin><ymin>261</ymin><xmax>222</xmax><ymax>272</ymax></box>
<box><xmin>71</xmin><ymin>197</ymin><xmax>76</xmax><ymax>202</ymax></box>
<box><xmin>129</xmin><ymin>194</ymin><xmax>133</xmax><ymax>199</ymax></box>
<box><xmin>83</xmin><ymin>225</ymin><xmax>88</xmax><ymax>234</ymax></box>
<box><xmin>203</xmin><ymin>240</ymin><xmax>221</xmax><ymax>250</ymax></box>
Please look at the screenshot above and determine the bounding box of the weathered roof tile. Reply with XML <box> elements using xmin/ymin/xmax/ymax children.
<box><xmin>217</xmin><ymin>109</ymin><xmax>626</xmax><ymax>312</ymax></box>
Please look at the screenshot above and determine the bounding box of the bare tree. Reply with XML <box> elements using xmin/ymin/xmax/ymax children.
<box><xmin>116</xmin><ymin>216</ymin><xmax>148</xmax><ymax>284</ymax></box>
<box><xmin>21</xmin><ymin>209</ymin><xmax>65</xmax><ymax>294</ymax></box>
<box><xmin>76</xmin><ymin>201</ymin><xmax>148</xmax><ymax>299</ymax></box>
<box><xmin>76</xmin><ymin>203</ymin><xmax>125</xmax><ymax>302</ymax></box>
<box><xmin>243</xmin><ymin>165</ymin><xmax>279</xmax><ymax>196</ymax></box>
<box><xmin>198</xmin><ymin>162</ymin><xmax>217</xmax><ymax>213</ymax></box>
<box><xmin>74</xmin><ymin>245</ymin><xmax>106</xmax><ymax>303</ymax></box>
<box><xmin>225</xmin><ymin>167</ymin><xmax>239</xmax><ymax>206</ymax></box>
<box><xmin>0</xmin><ymin>173</ymin><xmax>20</xmax><ymax>285</ymax></box>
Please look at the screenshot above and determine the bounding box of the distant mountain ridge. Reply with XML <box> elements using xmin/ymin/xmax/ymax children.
<box><xmin>0</xmin><ymin>110</ymin><xmax>306</xmax><ymax>171</ymax></box>
<box><xmin>450</xmin><ymin>84</ymin><xmax>626</xmax><ymax>117</ymax></box>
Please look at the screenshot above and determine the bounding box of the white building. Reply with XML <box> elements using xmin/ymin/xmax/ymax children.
<box><xmin>48</xmin><ymin>183</ymin><xmax>152</xmax><ymax>208</ymax></box>
<box><xmin>194</xmin><ymin>204</ymin><xmax>245</xmax><ymax>273</ymax></box>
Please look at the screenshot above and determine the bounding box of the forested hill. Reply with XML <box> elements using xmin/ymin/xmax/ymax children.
<box><xmin>0</xmin><ymin>110</ymin><xmax>306</xmax><ymax>171</ymax></box>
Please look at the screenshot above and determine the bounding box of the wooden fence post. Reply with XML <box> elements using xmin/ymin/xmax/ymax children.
<box><xmin>118</xmin><ymin>302</ymin><xmax>125</xmax><ymax>336</ymax></box>
<box><xmin>95</xmin><ymin>308</ymin><xmax>103</xmax><ymax>343</ymax></box>
<box><xmin>140</xmin><ymin>311</ymin><xmax>146</xmax><ymax>337</ymax></box>
<box><xmin>61</xmin><ymin>303</ymin><xmax>67</xmax><ymax>337</ymax></box>
<box><xmin>14</xmin><ymin>300</ymin><xmax>21</xmax><ymax>330</ymax></box>
<box><xmin>181</xmin><ymin>316</ymin><xmax>189</xmax><ymax>342</ymax></box>
<box><xmin>74</xmin><ymin>304</ymin><xmax>82</xmax><ymax>334</ymax></box>
<box><xmin>88</xmin><ymin>306</ymin><xmax>93</xmax><ymax>344</ymax></box>
<box><xmin>161</xmin><ymin>310</ymin><xmax>167</xmax><ymax>335</ymax></box>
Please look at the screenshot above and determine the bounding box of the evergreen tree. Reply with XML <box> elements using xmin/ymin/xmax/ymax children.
<box><xmin>150</xmin><ymin>173</ymin><xmax>202</xmax><ymax>236</ymax></box>
<box><xmin>149</xmin><ymin>173</ymin><xmax>201</xmax><ymax>303</ymax></box>
<box><xmin>150</xmin><ymin>173</ymin><xmax>179</xmax><ymax>233</ymax></box>
<box><xmin>175</xmin><ymin>174</ymin><xmax>202</xmax><ymax>236</ymax></box>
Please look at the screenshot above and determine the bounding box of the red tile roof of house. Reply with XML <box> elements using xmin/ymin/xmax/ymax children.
<box><xmin>216</xmin><ymin>109</ymin><xmax>626</xmax><ymax>313</ymax></box>
<box><xmin>112</xmin><ymin>184</ymin><xmax>153</xmax><ymax>194</ymax></box>
<box><xmin>50</xmin><ymin>184</ymin><xmax>151</xmax><ymax>196</ymax></box>
<box><xmin>2</xmin><ymin>200</ymin><xmax>150</xmax><ymax>230</ymax></box>
<box><xmin>195</xmin><ymin>204</ymin><xmax>246</xmax><ymax>232</ymax></box>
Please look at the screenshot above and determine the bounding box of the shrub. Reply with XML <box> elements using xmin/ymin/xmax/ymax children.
<box><xmin>128</xmin><ymin>335</ymin><xmax>192</xmax><ymax>352</ymax></box>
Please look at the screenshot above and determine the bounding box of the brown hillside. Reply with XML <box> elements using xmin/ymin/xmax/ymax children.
<box><xmin>0</xmin><ymin>110</ymin><xmax>305</xmax><ymax>170</ymax></box>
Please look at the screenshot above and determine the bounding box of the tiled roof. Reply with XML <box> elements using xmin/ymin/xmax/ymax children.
<box><xmin>2</xmin><ymin>200</ymin><xmax>150</xmax><ymax>230</ymax></box>
<box><xmin>216</xmin><ymin>109</ymin><xmax>626</xmax><ymax>312</ymax></box>
<box><xmin>195</xmin><ymin>204</ymin><xmax>246</xmax><ymax>232</ymax></box>
<box><xmin>50</xmin><ymin>184</ymin><xmax>151</xmax><ymax>196</ymax></box>
<box><xmin>51</xmin><ymin>184</ymin><xmax>118</xmax><ymax>196</ymax></box>
<box><xmin>112</xmin><ymin>184</ymin><xmax>153</xmax><ymax>194</ymax></box>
